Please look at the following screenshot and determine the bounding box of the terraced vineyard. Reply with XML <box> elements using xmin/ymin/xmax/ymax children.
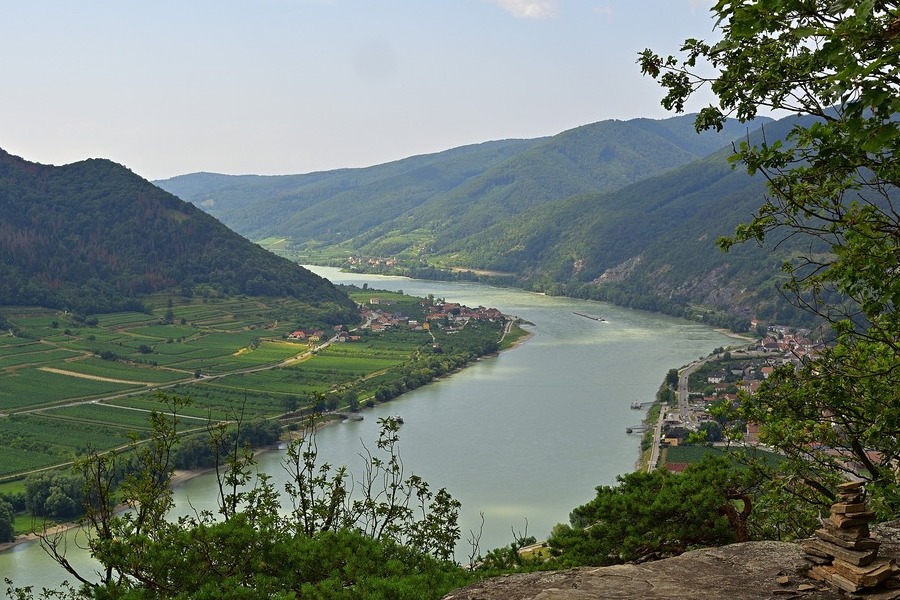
<box><xmin>0</xmin><ymin>289</ymin><xmax>514</xmax><ymax>481</ymax></box>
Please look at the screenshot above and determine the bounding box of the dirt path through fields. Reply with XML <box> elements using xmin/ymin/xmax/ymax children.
<box><xmin>37</xmin><ymin>367</ymin><xmax>151</xmax><ymax>386</ymax></box>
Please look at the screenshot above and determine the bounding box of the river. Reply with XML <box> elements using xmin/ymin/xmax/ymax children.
<box><xmin>1</xmin><ymin>267</ymin><xmax>736</xmax><ymax>588</ymax></box>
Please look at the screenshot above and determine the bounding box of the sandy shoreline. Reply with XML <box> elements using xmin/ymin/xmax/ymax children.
<box><xmin>714</xmin><ymin>328</ymin><xmax>756</xmax><ymax>343</ymax></box>
<box><xmin>0</xmin><ymin>471</ymin><xmax>210</xmax><ymax>554</ymax></box>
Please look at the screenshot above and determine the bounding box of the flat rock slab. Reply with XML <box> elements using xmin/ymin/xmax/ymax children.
<box><xmin>445</xmin><ymin>542</ymin><xmax>866</xmax><ymax>600</ymax></box>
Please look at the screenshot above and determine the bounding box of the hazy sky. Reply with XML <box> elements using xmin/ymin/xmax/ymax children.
<box><xmin>1</xmin><ymin>0</ymin><xmax>720</xmax><ymax>180</ymax></box>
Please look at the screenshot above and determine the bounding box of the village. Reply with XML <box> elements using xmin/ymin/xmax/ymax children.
<box><xmin>654</xmin><ymin>324</ymin><xmax>822</xmax><ymax>467</ymax></box>
<box><xmin>284</xmin><ymin>295</ymin><xmax>506</xmax><ymax>348</ymax></box>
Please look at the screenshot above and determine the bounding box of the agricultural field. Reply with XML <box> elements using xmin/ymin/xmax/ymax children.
<box><xmin>0</xmin><ymin>291</ymin><xmax>509</xmax><ymax>481</ymax></box>
<box><xmin>0</xmin><ymin>347</ymin><xmax>82</xmax><ymax>369</ymax></box>
<box><xmin>0</xmin><ymin>412</ymin><xmax>142</xmax><ymax>477</ymax></box>
<box><xmin>46</xmin><ymin>357</ymin><xmax>188</xmax><ymax>384</ymax></box>
<box><xmin>47</xmin><ymin>404</ymin><xmax>162</xmax><ymax>431</ymax></box>
<box><xmin>319</xmin><ymin>339</ymin><xmax>415</xmax><ymax>362</ymax></box>
<box><xmin>0</xmin><ymin>368</ymin><xmax>145</xmax><ymax>411</ymax></box>
<box><xmin>96</xmin><ymin>311</ymin><xmax>159</xmax><ymax>328</ymax></box>
<box><xmin>128</xmin><ymin>324</ymin><xmax>199</xmax><ymax>340</ymax></box>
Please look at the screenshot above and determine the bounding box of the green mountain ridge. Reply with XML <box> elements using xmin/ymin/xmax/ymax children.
<box><xmin>464</xmin><ymin>146</ymin><xmax>781</xmax><ymax>318</ymax></box>
<box><xmin>160</xmin><ymin>139</ymin><xmax>541</xmax><ymax>243</ymax></box>
<box><xmin>157</xmin><ymin>114</ymin><xmax>793</xmax><ymax>326</ymax></box>
<box><xmin>157</xmin><ymin>114</ymin><xmax>760</xmax><ymax>250</ymax></box>
<box><xmin>0</xmin><ymin>148</ymin><xmax>357</xmax><ymax>322</ymax></box>
<box><xmin>439</xmin><ymin>116</ymin><xmax>826</xmax><ymax>325</ymax></box>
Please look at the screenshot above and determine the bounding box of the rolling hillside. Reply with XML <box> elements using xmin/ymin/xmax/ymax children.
<box><xmin>0</xmin><ymin>149</ymin><xmax>357</xmax><ymax>323</ymax></box>
<box><xmin>157</xmin><ymin>114</ymin><xmax>761</xmax><ymax>252</ymax></box>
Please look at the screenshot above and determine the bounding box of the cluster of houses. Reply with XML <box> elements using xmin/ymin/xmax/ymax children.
<box><xmin>285</xmin><ymin>298</ymin><xmax>506</xmax><ymax>346</ymax></box>
<box><xmin>361</xmin><ymin>301</ymin><xmax>420</xmax><ymax>333</ymax></box>
<box><xmin>423</xmin><ymin>301</ymin><xmax>503</xmax><ymax>325</ymax></box>
<box><xmin>665</xmin><ymin>325</ymin><xmax>823</xmax><ymax>449</ymax></box>
<box><xmin>751</xmin><ymin>322</ymin><xmax>819</xmax><ymax>359</ymax></box>
<box><xmin>346</xmin><ymin>256</ymin><xmax>397</xmax><ymax>269</ymax></box>
<box><xmin>362</xmin><ymin>298</ymin><xmax>504</xmax><ymax>333</ymax></box>
<box><xmin>286</xmin><ymin>326</ymin><xmax>360</xmax><ymax>344</ymax></box>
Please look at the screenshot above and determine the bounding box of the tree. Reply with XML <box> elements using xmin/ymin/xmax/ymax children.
<box><xmin>163</xmin><ymin>298</ymin><xmax>175</xmax><ymax>324</ymax></box>
<box><xmin>24</xmin><ymin>472</ymin><xmax>83</xmax><ymax>519</ymax></box>
<box><xmin>0</xmin><ymin>499</ymin><xmax>14</xmax><ymax>543</ymax></box>
<box><xmin>639</xmin><ymin>1</ymin><xmax>900</xmax><ymax>515</ymax></box>
<box><xmin>698</xmin><ymin>420</ymin><xmax>724</xmax><ymax>443</ymax></box>
<box><xmin>34</xmin><ymin>393</ymin><xmax>187</xmax><ymax>589</ymax></box>
<box><xmin>548</xmin><ymin>456</ymin><xmax>756</xmax><ymax>565</ymax></box>
<box><xmin>665</xmin><ymin>367</ymin><xmax>679</xmax><ymax>388</ymax></box>
<box><xmin>26</xmin><ymin>398</ymin><xmax>468</xmax><ymax>599</ymax></box>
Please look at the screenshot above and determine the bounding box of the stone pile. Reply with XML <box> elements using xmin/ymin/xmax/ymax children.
<box><xmin>804</xmin><ymin>481</ymin><xmax>900</xmax><ymax>593</ymax></box>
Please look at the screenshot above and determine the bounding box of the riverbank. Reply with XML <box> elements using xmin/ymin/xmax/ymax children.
<box><xmin>0</xmin><ymin>336</ymin><xmax>522</xmax><ymax>555</ymax></box>
<box><xmin>714</xmin><ymin>328</ymin><xmax>756</xmax><ymax>343</ymax></box>
<box><xmin>0</xmin><ymin>521</ymin><xmax>81</xmax><ymax>554</ymax></box>
<box><xmin>0</xmin><ymin>471</ymin><xmax>215</xmax><ymax>554</ymax></box>
<box><xmin>0</xmin><ymin>396</ymin><xmax>452</xmax><ymax>556</ymax></box>
<box><xmin>0</xmin><ymin>443</ymin><xmax>285</xmax><ymax>555</ymax></box>
<box><xmin>1</xmin><ymin>304</ymin><xmax>523</xmax><ymax>555</ymax></box>
<box><xmin>2</xmin><ymin>275</ymin><xmax>739</xmax><ymax>586</ymax></box>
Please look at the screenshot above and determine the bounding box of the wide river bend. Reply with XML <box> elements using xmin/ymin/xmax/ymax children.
<box><xmin>1</xmin><ymin>267</ymin><xmax>735</xmax><ymax>587</ymax></box>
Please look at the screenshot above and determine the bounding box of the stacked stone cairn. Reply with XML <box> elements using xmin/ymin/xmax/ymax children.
<box><xmin>803</xmin><ymin>481</ymin><xmax>900</xmax><ymax>593</ymax></box>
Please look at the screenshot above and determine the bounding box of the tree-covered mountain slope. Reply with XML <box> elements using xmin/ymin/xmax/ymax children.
<box><xmin>156</xmin><ymin>139</ymin><xmax>539</xmax><ymax>244</ymax></box>
<box><xmin>156</xmin><ymin>114</ymin><xmax>763</xmax><ymax>255</ymax></box>
<box><xmin>0</xmin><ymin>149</ymin><xmax>357</xmax><ymax>321</ymax></box>
<box><xmin>439</xmin><ymin>115</ymin><xmax>826</xmax><ymax>326</ymax></box>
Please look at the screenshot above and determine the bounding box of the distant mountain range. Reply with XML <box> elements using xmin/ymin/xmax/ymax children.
<box><xmin>0</xmin><ymin>149</ymin><xmax>357</xmax><ymax>322</ymax></box>
<box><xmin>158</xmin><ymin>114</ymin><xmax>817</xmax><ymax>328</ymax></box>
<box><xmin>156</xmin><ymin>115</ymin><xmax>759</xmax><ymax>249</ymax></box>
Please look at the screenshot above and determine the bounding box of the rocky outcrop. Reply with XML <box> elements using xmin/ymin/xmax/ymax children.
<box><xmin>446</xmin><ymin>533</ymin><xmax>900</xmax><ymax>600</ymax></box>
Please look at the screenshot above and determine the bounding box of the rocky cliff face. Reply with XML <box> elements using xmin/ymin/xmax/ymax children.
<box><xmin>446</xmin><ymin>523</ymin><xmax>900</xmax><ymax>600</ymax></box>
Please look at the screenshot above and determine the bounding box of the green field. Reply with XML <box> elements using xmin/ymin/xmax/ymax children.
<box><xmin>0</xmin><ymin>413</ymin><xmax>140</xmax><ymax>476</ymax></box>
<box><xmin>663</xmin><ymin>444</ymin><xmax>782</xmax><ymax>467</ymax></box>
<box><xmin>108</xmin><ymin>394</ymin><xmax>238</xmax><ymax>421</ymax></box>
<box><xmin>0</xmin><ymin>340</ymin><xmax>46</xmax><ymax>355</ymax></box>
<box><xmin>127</xmin><ymin>324</ymin><xmax>199</xmax><ymax>340</ymax></box>
<box><xmin>44</xmin><ymin>357</ymin><xmax>188</xmax><ymax>383</ymax></box>
<box><xmin>0</xmin><ymin>292</ymin><xmax>508</xmax><ymax>481</ymax></box>
<box><xmin>0</xmin><ymin>347</ymin><xmax>82</xmax><ymax>369</ymax></box>
<box><xmin>0</xmin><ymin>446</ymin><xmax>66</xmax><ymax>477</ymax></box>
<box><xmin>0</xmin><ymin>368</ymin><xmax>145</xmax><ymax>411</ymax></box>
<box><xmin>46</xmin><ymin>404</ymin><xmax>158</xmax><ymax>431</ymax></box>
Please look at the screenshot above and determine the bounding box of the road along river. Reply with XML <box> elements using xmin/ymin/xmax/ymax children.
<box><xmin>2</xmin><ymin>267</ymin><xmax>735</xmax><ymax>586</ymax></box>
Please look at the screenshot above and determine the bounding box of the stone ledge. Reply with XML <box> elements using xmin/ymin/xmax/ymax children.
<box><xmin>447</xmin><ymin>523</ymin><xmax>900</xmax><ymax>600</ymax></box>
<box><xmin>445</xmin><ymin>541</ymin><xmax>880</xmax><ymax>600</ymax></box>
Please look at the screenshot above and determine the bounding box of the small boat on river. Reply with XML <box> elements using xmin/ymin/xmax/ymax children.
<box><xmin>573</xmin><ymin>311</ymin><xmax>605</xmax><ymax>322</ymax></box>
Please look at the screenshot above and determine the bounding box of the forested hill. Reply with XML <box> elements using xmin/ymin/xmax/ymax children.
<box><xmin>0</xmin><ymin>149</ymin><xmax>357</xmax><ymax>320</ymax></box>
<box><xmin>156</xmin><ymin>114</ymin><xmax>764</xmax><ymax>251</ymax></box>
<box><xmin>435</xmin><ymin>115</ymin><xmax>828</xmax><ymax>326</ymax></box>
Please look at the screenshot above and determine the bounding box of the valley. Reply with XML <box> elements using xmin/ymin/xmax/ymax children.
<box><xmin>157</xmin><ymin>113</ymin><xmax>820</xmax><ymax>330</ymax></box>
<box><xmin>4</xmin><ymin>1</ymin><xmax>898</xmax><ymax>596</ymax></box>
